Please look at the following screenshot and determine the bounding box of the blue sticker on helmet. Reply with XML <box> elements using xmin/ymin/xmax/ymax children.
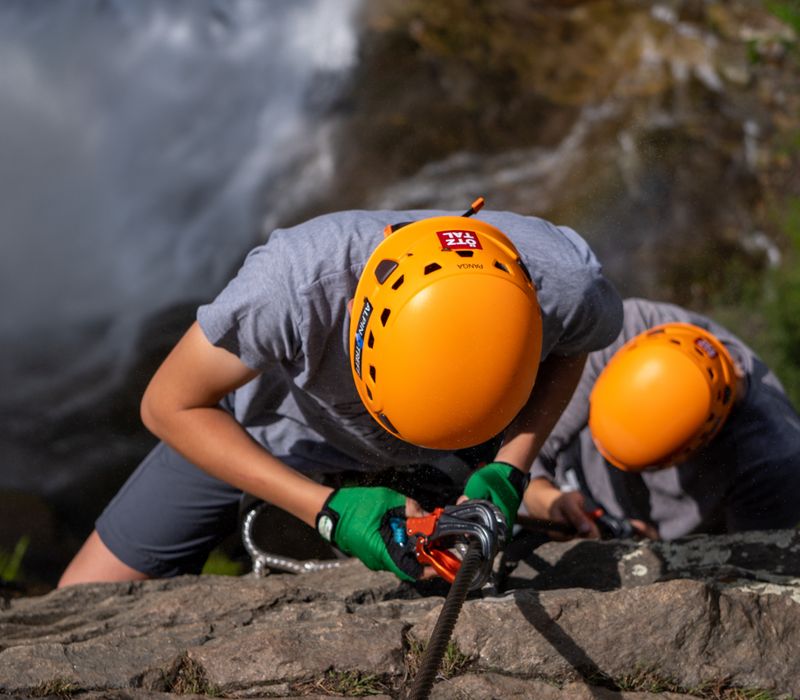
<box><xmin>353</xmin><ymin>298</ymin><xmax>373</xmax><ymax>378</ymax></box>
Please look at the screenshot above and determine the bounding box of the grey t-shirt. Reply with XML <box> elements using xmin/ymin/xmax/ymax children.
<box><xmin>197</xmin><ymin>209</ymin><xmax>623</xmax><ymax>474</ymax></box>
<box><xmin>531</xmin><ymin>297</ymin><xmax>800</xmax><ymax>537</ymax></box>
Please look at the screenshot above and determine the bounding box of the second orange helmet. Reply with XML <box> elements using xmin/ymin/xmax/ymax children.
<box><xmin>589</xmin><ymin>323</ymin><xmax>738</xmax><ymax>471</ymax></box>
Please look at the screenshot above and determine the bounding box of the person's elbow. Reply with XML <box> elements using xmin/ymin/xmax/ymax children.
<box><xmin>140</xmin><ymin>376</ymin><xmax>172</xmax><ymax>440</ymax></box>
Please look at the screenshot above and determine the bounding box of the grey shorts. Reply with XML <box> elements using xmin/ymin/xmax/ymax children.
<box><xmin>97</xmin><ymin>442</ymin><xmax>362</xmax><ymax>577</ymax></box>
<box><xmin>96</xmin><ymin>436</ymin><xmax>502</xmax><ymax>578</ymax></box>
<box><xmin>96</xmin><ymin>442</ymin><xmax>245</xmax><ymax>577</ymax></box>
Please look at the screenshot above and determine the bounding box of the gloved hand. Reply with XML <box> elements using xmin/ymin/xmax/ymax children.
<box><xmin>463</xmin><ymin>461</ymin><xmax>528</xmax><ymax>528</ymax></box>
<box><xmin>315</xmin><ymin>486</ymin><xmax>422</xmax><ymax>582</ymax></box>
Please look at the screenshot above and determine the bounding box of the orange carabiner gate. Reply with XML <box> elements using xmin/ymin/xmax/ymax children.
<box><xmin>404</xmin><ymin>501</ymin><xmax>506</xmax><ymax>589</ymax></box>
<box><xmin>406</xmin><ymin>508</ymin><xmax>460</xmax><ymax>583</ymax></box>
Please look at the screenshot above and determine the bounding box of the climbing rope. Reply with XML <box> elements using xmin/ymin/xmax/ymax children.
<box><xmin>406</xmin><ymin>538</ymin><xmax>483</xmax><ymax>700</ymax></box>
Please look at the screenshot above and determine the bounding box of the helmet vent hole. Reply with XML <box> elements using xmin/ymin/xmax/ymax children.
<box><xmin>369</xmin><ymin>365</ymin><xmax>376</xmax><ymax>382</ymax></box>
<box><xmin>424</xmin><ymin>263</ymin><xmax>442</xmax><ymax>275</ymax></box>
<box><xmin>366</xmin><ymin>386</ymin><xmax>373</xmax><ymax>400</ymax></box>
<box><xmin>517</xmin><ymin>258</ymin><xmax>532</xmax><ymax>282</ymax></box>
<box><xmin>723</xmin><ymin>386</ymin><xmax>731</xmax><ymax>404</ymax></box>
<box><xmin>380</xmin><ymin>308</ymin><xmax>391</xmax><ymax>326</ymax></box>
<box><xmin>670</xmin><ymin>339</ymin><xmax>681</xmax><ymax>345</ymax></box>
<box><xmin>456</xmin><ymin>250</ymin><xmax>474</xmax><ymax>258</ymax></box>
<box><xmin>707</xmin><ymin>368</ymin><xmax>715</xmax><ymax>380</ymax></box>
<box><xmin>377</xmin><ymin>412</ymin><xmax>398</xmax><ymax>434</ymax></box>
<box><xmin>367</xmin><ymin>331</ymin><xmax>375</xmax><ymax>349</ymax></box>
<box><xmin>386</xmin><ymin>221</ymin><xmax>412</xmax><ymax>234</ymax></box>
<box><xmin>375</xmin><ymin>259</ymin><xmax>399</xmax><ymax>284</ymax></box>
<box><xmin>494</xmin><ymin>261</ymin><xmax>510</xmax><ymax>273</ymax></box>
<box><xmin>391</xmin><ymin>275</ymin><xmax>405</xmax><ymax>290</ymax></box>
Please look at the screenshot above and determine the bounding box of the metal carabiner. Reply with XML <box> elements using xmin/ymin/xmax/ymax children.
<box><xmin>242</xmin><ymin>502</ymin><xmax>345</xmax><ymax>576</ymax></box>
<box><xmin>405</xmin><ymin>500</ymin><xmax>507</xmax><ymax>590</ymax></box>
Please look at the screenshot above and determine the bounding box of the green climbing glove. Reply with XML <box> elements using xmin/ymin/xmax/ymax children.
<box><xmin>463</xmin><ymin>461</ymin><xmax>528</xmax><ymax>528</ymax></box>
<box><xmin>315</xmin><ymin>486</ymin><xmax>422</xmax><ymax>582</ymax></box>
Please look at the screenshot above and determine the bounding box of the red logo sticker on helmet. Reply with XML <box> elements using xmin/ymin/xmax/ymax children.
<box><xmin>437</xmin><ymin>230</ymin><xmax>482</xmax><ymax>250</ymax></box>
<box><xmin>694</xmin><ymin>337</ymin><xmax>718</xmax><ymax>359</ymax></box>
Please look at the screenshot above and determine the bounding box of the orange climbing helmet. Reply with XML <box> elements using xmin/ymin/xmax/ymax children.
<box><xmin>350</xmin><ymin>199</ymin><xmax>543</xmax><ymax>450</ymax></box>
<box><xmin>588</xmin><ymin>322</ymin><xmax>738</xmax><ymax>471</ymax></box>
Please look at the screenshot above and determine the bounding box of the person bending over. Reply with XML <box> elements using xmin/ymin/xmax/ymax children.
<box><xmin>59</xmin><ymin>201</ymin><xmax>623</xmax><ymax>586</ymax></box>
<box><xmin>524</xmin><ymin>297</ymin><xmax>800</xmax><ymax>540</ymax></box>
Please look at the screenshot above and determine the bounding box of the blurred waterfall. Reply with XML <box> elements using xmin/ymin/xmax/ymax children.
<box><xmin>0</xmin><ymin>0</ymin><xmax>359</xmax><ymax>497</ymax></box>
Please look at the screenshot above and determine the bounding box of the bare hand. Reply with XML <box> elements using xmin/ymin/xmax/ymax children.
<box><xmin>523</xmin><ymin>478</ymin><xmax>601</xmax><ymax>540</ymax></box>
<box><xmin>405</xmin><ymin>497</ymin><xmax>428</xmax><ymax>519</ymax></box>
<box><xmin>629</xmin><ymin>518</ymin><xmax>659</xmax><ymax>540</ymax></box>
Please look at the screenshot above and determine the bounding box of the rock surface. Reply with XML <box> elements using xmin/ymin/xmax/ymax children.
<box><xmin>1</xmin><ymin>530</ymin><xmax>798</xmax><ymax>699</ymax></box>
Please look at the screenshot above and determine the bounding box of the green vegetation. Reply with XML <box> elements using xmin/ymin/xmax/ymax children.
<box><xmin>712</xmin><ymin>2</ymin><xmax>800</xmax><ymax>408</ymax></box>
<box><xmin>591</xmin><ymin>666</ymin><xmax>783</xmax><ymax>699</ymax></box>
<box><xmin>30</xmin><ymin>678</ymin><xmax>79</xmax><ymax>699</ymax></box>
<box><xmin>713</xmin><ymin>192</ymin><xmax>800</xmax><ymax>410</ymax></box>
<box><xmin>201</xmin><ymin>547</ymin><xmax>245</xmax><ymax>577</ymax></box>
<box><xmin>761</xmin><ymin>197</ymin><xmax>800</xmax><ymax>404</ymax></box>
<box><xmin>611</xmin><ymin>665</ymin><xmax>682</xmax><ymax>693</ymax></box>
<box><xmin>404</xmin><ymin>637</ymin><xmax>472</xmax><ymax>682</ymax></box>
<box><xmin>766</xmin><ymin>0</ymin><xmax>800</xmax><ymax>33</ymax></box>
<box><xmin>0</xmin><ymin>536</ymin><xmax>29</xmax><ymax>583</ymax></box>
<box><xmin>292</xmin><ymin>669</ymin><xmax>389</xmax><ymax>697</ymax></box>
<box><xmin>438</xmin><ymin>639</ymin><xmax>472</xmax><ymax>679</ymax></box>
<box><xmin>165</xmin><ymin>655</ymin><xmax>222</xmax><ymax>696</ymax></box>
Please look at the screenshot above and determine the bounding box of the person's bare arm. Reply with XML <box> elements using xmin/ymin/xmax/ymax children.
<box><xmin>456</xmin><ymin>352</ymin><xmax>590</xmax><ymax>528</ymax></box>
<box><xmin>489</xmin><ymin>351</ymin><xmax>603</xmax><ymax>537</ymax></box>
<box><xmin>494</xmin><ymin>352</ymin><xmax>588</xmax><ymax>472</ymax></box>
<box><xmin>140</xmin><ymin>321</ymin><xmax>333</xmax><ymax>527</ymax></box>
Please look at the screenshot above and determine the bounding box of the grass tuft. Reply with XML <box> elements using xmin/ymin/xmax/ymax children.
<box><xmin>30</xmin><ymin>678</ymin><xmax>79</xmax><ymax>699</ymax></box>
<box><xmin>201</xmin><ymin>547</ymin><xmax>245</xmax><ymax>577</ymax></box>
<box><xmin>766</xmin><ymin>0</ymin><xmax>800</xmax><ymax>34</ymax></box>
<box><xmin>165</xmin><ymin>655</ymin><xmax>222</xmax><ymax>696</ymax></box>
<box><xmin>404</xmin><ymin>637</ymin><xmax>472</xmax><ymax>682</ymax></box>
<box><xmin>291</xmin><ymin>669</ymin><xmax>389</xmax><ymax>696</ymax></box>
<box><xmin>590</xmin><ymin>666</ymin><xmax>784</xmax><ymax>700</ymax></box>
<box><xmin>0</xmin><ymin>536</ymin><xmax>30</xmax><ymax>583</ymax></box>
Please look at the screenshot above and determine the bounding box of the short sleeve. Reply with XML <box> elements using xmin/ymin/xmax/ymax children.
<box><xmin>546</xmin><ymin>226</ymin><xmax>623</xmax><ymax>357</ymax></box>
<box><xmin>197</xmin><ymin>240</ymin><xmax>301</xmax><ymax>371</ymax></box>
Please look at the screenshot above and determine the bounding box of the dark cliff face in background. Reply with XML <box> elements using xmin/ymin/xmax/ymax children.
<box><xmin>0</xmin><ymin>0</ymin><xmax>798</xmax><ymax>585</ymax></box>
<box><xmin>328</xmin><ymin>0</ymin><xmax>800</xmax><ymax>306</ymax></box>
